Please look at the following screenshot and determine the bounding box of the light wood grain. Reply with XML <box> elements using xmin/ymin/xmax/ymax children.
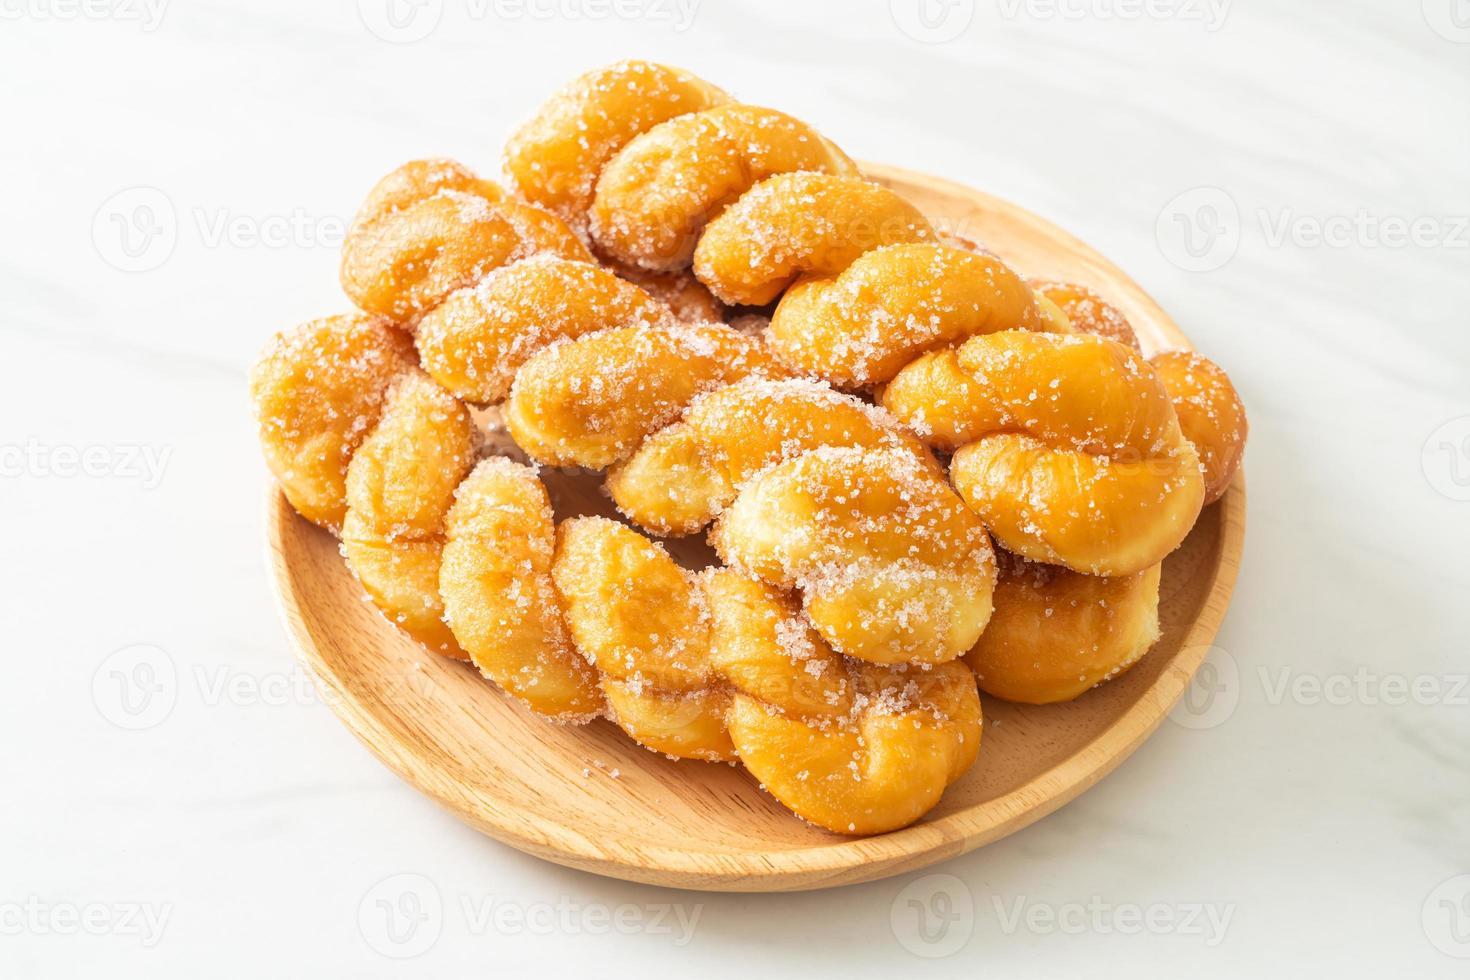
<box><xmin>264</xmin><ymin>163</ymin><xmax>1246</xmax><ymax>892</ymax></box>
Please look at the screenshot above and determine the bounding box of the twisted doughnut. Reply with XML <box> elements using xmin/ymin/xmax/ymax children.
<box><xmin>415</xmin><ymin>255</ymin><xmax>673</xmax><ymax>405</ymax></box>
<box><xmin>606</xmin><ymin>375</ymin><xmax>937</xmax><ymax>536</ymax></box>
<box><xmin>695</xmin><ymin>172</ymin><xmax>1043</xmax><ymax>386</ymax></box>
<box><xmin>590</xmin><ymin>104</ymin><xmax>858</xmax><ymax>270</ymax></box>
<box><xmin>705</xmin><ymin>571</ymin><xmax>981</xmax><ymax>835</ymax></box>
<box><xmin>1031</xmin><ymin>281</ymin><xmax>1142</xmax><ymax>352</ymax></box>
<box><xmin>551</xmin><ymin>515</ymin><xmax>735</xmax><ymax>761</ymax></box>
<box><xmin>340</xmin><ymin>161</ymin><xmax>590</xmax><ymax>323</ymax></box>
<box><xmin>964</xmin><ymin>552</ymin><xmax>1161</xmax><ymax>704</ymax></box>
<box><xmin>1149</xmin><ymin>350</ymin><xmax>1249</xmax><ymax>505</ymax></box>
<box><xmin>709</xmin><ymin>446</ymin><xmax>995</xmax><ymax>666</ymax></box>
<box><xmin>439</xmin><ymin>458</ymin><xmax>603</xmax><ymax>718</ymax></box>
<box><xmin>508</xmin><ymin>62</ymin><xmax>858</xmax><ymax>272</ymax></box>
<box><xmin>249</xmin><ymin>313</ymin><xmax>414</xmax><ymax>530</ymax></box>
<box><xmin>341</xmin><ymin>370</ymin><xmax>478</xmax><ymax>658</ymax></box>
<box><xmin>883</xmin><ymin>330</ymin><xmax>1205</xmax><ymax>576</ymax></box>
<box><xmin>505</xmin><ymin>60</ymin><xmax>729</xmax><ymax>229</ymax></box>
<box><xmin>502</xmin><ymin>319</ymin><xmax>784</xmax><ymax>469</ymax></box>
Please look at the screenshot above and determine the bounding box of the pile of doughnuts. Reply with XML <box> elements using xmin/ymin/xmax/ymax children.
<box><xmin>251</xmin><ymin>61</ymin><xmax>1247</xmax><ymax>835</ymax></box>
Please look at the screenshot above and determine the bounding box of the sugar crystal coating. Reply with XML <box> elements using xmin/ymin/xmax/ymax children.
<box><xmin>591</xmin><ymin>104</ymin><xmax>858</xmax><ymax>270</ymax></box>
<box><xmin>965</xmin><ymin>551</ymin><xmax>1161</xmax><ymax>704</ymax></box>
<box><xmin>1149</xmin><ymin>350</ymin><xmax>1248</xmax><ymax>505</ymax></box>
<box><xmin>505</xmin><ymin>60</ymin><xmax>730</xmax><ymax>229</ymax></box>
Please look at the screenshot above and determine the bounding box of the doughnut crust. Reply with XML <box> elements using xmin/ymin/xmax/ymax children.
<box><xmin>965</xmin><ymin>555</ymin><xmax>1162</xmax><ymax>704</ymax></box>
<box><xmin>415</xmin><ymin>256</ymin><xmax>672</xmax><ymax>404</ymax></box>
<box><xmin>693</xmin><ymin>172</ymin><xmax>934</xmax><ymax>307</ymax></box>
<box><xmin>1150</xmin><ymin>350</ymin><xmax>1248</xmax><ymax>505</ymax></box>
<box><xmin>1031</xmin><ymin>280</ymin><xmax>1142</xmax><ymax>351</ymax></box>
<box><xmin>504</xmin><ymin>321</ymin><xmax>785</xmax><ymax>469</ymax></box>
<box><xmin>695</xmin><ymin>174</ymin><xmax>1041</xmax><ymax>387</ymax></box>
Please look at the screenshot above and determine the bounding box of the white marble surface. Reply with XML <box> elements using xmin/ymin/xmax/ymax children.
<box><xmin>3</xmin><ymin>0</ymin><xmax>1468</xmax><ymax>975</ymax></box>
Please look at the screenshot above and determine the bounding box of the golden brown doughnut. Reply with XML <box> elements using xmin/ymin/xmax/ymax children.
<box><xmin>883</xmin><ymin>331</ymin><xmax>1205</xmax><ymax>576</ymax></box>
<box><xmin>439</xmin><ymin>458</ymin><xmax>604</xmax><ymax>718</ymax></box>
<box><xmin>707</xmin><ymin>570</ymin><xmax>981</xmax><ymax>834</ymax></box>
<box><xmin>415</xmin><ymin>256</ymin><xmax>672</xmax><ymax>404</ymax></box>
<box><xmin>503</xmin><ymin>320</ymin><xmax>786</xmax><ymax>469</ymax></box>
<box><xmin>339</xmin><ymin>160</ymin><xmax>590</xmax><ymax>323</ymax></box>
<box><xmin>711</xmin><ymin>446</ymin><xmax>996</xmax><ymax>665</ymax></box>
<box><xmin>591</xmin><ymin>104</ymin><xmax>857</xmax><ymax>270</ymax></box>
<box><xmin>965</xmin><ymin>554</ymin><xmax>1161</xmax><ymax>704</ymax></box>
<box><xmin>692</xmin><ymin>172</ymin><xmax>934</xmax><ymax>307</ymax></box>
<box><xmin>249</xmin><ymin>314</ymin><xmax>415</xmax><ymax>530</ymax></box>
<box><xmin>607</xmin><ymin>376</ymin><xmax>935</xmax><ymax>536</ymax></box>
<box><xmin>1150</xmin><ymin>350</ymin><xmax>1248</xmax><ymax>505</ymax></box>
<box><xmin>1030</xmin><ymin>280</ymin><xmax>1142</xmax><ymax>351</ymax></box>
<box><xmin>552</xmin><ymin>516</ymin><xmax>735</xmax><ymax>761</ymax></box>
<box><xmin>696</xmin><ymin>174</ymin><xmax>1042</xmax><ymax>388</ymax></box>
<box><xmin>341</xmin><ymin>371</ymin><xmax>478</xmax><ymax>657</ymax></box>
<box><xmin>505</xmin><ymin>60</ymin><xmax>729</xmax><ymax>229</ymax></box>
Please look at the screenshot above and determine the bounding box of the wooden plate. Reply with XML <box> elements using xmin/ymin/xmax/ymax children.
<box><xmin>265</xmin><ymin>164</ymin><xmax>1246</xmax><ymax>892</ymax></box>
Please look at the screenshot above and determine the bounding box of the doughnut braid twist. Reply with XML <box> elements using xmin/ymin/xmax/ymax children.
<box><xmin>506</xmin><ymin>60</ymin><xmax>859</xmax><ymax>271</ymax></box>
<box><xmin>339</xmin><ymin>158</ymin><xmax>591</xmax><ymax>323</ymax></box>
<box><xmin>505</xmin><ymin>60</ymin><xmax>730</xmax><ymax>231</ymax></box>
<box><xmin>705</xmin><ymin>571</ymin><xmax>981</xmax><ymax>835</ymax></box>
<box><xmin>964</xmin><ymin>553</ymin><xmax>1162</xmax><ymax>704</ymax></box>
